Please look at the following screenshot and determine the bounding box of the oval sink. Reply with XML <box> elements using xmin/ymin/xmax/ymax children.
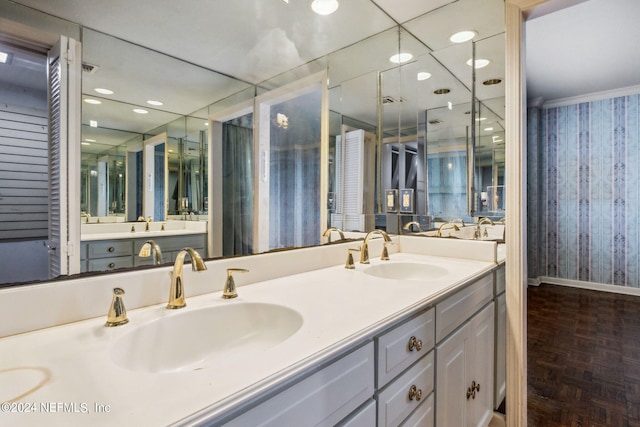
<box><xmin>111</xmin><ymin>302</ymin><xmax>303</xmax><ymax>373</ymax></box>
<box><xmin>363</xmin><ymin>262</ymin><xmax>449</xmax><ymax>281</ymax></box>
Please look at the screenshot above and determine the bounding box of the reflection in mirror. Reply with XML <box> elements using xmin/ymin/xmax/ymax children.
<box><xmin>2</xmin><ymin>0</ymin><xmax>508</xmax><ymax>286</ymax></box>
<box><xmin>221</xmin><ymin>112</ymin><xmax>254</xmax><ymax>256</ymax></box>
<box><xmin>142</xmin><ymin>133</ymin><xmax>167</xmax><ymax>222</ymax></box>
<box><xmin>262</xmin><ymin>85</ymin><xmax>322</xmax><ymax>250</ymax></box>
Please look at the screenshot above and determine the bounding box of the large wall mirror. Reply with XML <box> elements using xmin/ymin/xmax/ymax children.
<box><xmin>1</xmin><ymin>0</ymin><xmax>505</xmax><ymax>285</ymax></box>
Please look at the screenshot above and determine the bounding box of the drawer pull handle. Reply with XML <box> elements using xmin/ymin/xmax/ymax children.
<box><xmin>108</xmin><ymin>262</ymin><xmax>116</xmax><ymax>268</ymax></box>
<box><xmin>108</xmin><ymin>246</ymin><xmax>115</xmax><ymax>253</ymax></box>
<box><xmin>466</xmin><ymin>381</ymin><xmax>480</xmax><ymax>400</ymax></box>
<box><xmin>408</xmin><ymin>336</ymin><xmax>423</xmax><ymax>351</ymax></box>
<box><xmin>408</xmin><ymin>385</ymin><xmax>422</xmax><ymax>401</ymax></box>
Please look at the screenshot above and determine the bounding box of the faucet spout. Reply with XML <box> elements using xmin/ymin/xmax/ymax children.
<box><xmin>475</xmin><ymin>217</ymin><xmax>495</xmax><ymax>239</ymax></box>
<box><xmin>167</xmin><ymin>248</ymin><xmax>207</xmax><ymax>309</ymax></box>
<box><xmin>360</xmin><ymin>229</ymin><xmax>391</xmax><ymax>264</ymax></box>
<box><xmin>437</xmin><ymin>222</ymin><xmax>460</xmax><ymax>237</ymax></box>
<box><xmin>138</xmin><ymin>240</ymin><xmax>163</xmax><ymax>265</ymax></box>
<box><xmin>402</xmin><ymin>221</ymin><xmax>423</xmax><ymax>233</ymax></box>
<box><xmin>322</xmin><ymin>227</ymin><xmax>346</xmax><ymax>243</ymax></box>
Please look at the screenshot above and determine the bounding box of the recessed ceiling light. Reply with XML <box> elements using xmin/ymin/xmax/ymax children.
<box><xmin>133</xmin><ymin>108</ymin><xmax>148</xmax><ymax>114</ymax></box>
<box><xmin>417</xmin><ymin>72</ymin><xmax>432</xmax><ymax>81</ymax></box>
<box><xmin>450</xmin><ymin>30</ymin><xmax>477</xmax><ymax>43</ymax></box>
<box><xmin>204</xmin><ymin>122</ymin><xmax>209</xmax><ymax>126</ymax></box>
<box><xmin>389</xmin><ymin>52</ymin><xmax>413</xmax><ymax>64</ymax></box>
<box><xmin>467</xmin><ymin>58</ymin><xmax>491</xmax><ymax>69</ymax></box>
<box><xmin>311</xmin><ymin>0</ymin><xmax>339</xmax><ymax>15</ymax></box>
<box><xmin>81</xmin><ymin>142</ymin><xmax>90</xmax><ymax>146</ymax></box>
<box><xmin>0</xmin><ymin>51</ymin><xmax>12</xmax><ymax>64</ymax></box>
<box><xmin>433</xmin><ymin>88</ymin><xmax>451</xmax><ymax>95</ymax></box>
<box><xmin>94</xmin><ymin>88</ymin><xmax>114</xmax><ymax>95</ymax></box>
<box><xmin>475</xmin><ymin>117</ymin><xmax>487</xmax><ymax>121</ymax></box>
<box><xmin>484</xmin><ymin>127</ymin><xmax>494</xmax><ymax>132</ymax></box>
<box><xmin>146</xmin><ymin>100</ymin><xmax>163</xmax><ymax>106</ymax></box>
<box><xmin>90</xmin><ymin>120</ymin><xmax>98</xmax><ymax>127</ymax></box>
<box><xmin>168</xmin><ymin>149</ymin><xmax>174</xmax><ymax>153</ymax></box>
<box><xmin>84</xmin><ymin>99</ymin><xmax>102</xmax><ymax>105</ymax></box>
<box><xmin>483</xmin><ymin>78</ymin><xmax>502</xmax><ymax>86</ymax></box>
<box><xmin>84</xmin><ymin>138</ymin><xmax>96</xmax><ymax>142</ymax></box>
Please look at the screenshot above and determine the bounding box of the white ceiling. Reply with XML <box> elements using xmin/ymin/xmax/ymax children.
<box><xmin>1</xmin><ymin>0</ymin><xmax>506</xmax><ymax>153</ymax></box>
<box><xmin>526</xmin><ymin>0</ymin><xmax>640</xmax><ymax>102</ymax></box>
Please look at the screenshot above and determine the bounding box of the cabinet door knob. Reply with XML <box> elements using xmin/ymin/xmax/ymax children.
<box><xmin>408</xmin><ymin>336</ymin><xmax>423</xmax><ymax>351</ymax></box>
<box><xmin>408</xmin><ymin>385</ymin><xmax>422</xmax><ymax>401</ymax></box>
<box><xmin>108</xmin><ymin>262</ymin><xmax>116</xmax><ymax>268</ymax></box>
<box><xmin>466</xmin><ymin>381</ymin><xmax>480</xmax><ymax>399</ymax></box>
<box><xmin>108</xmin><ymin>246</ymin><xmax>115</xmax><ymax>253</ymax></box>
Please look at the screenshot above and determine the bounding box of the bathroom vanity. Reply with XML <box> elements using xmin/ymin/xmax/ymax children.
<box><xmin>0</xmin><ymin>236</ymin><xmax>505</xmax><ymax>427</ymax></box>
<box><xmin>80</xmin><ymin>221</ymin><xmax>207</xmax><ymax>272</ymax></box>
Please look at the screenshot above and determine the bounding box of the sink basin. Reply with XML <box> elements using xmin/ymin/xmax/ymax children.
<box><xmin>110</xmin><ymin>303</ymin><xmax>303</xmax><ymax>373</ymax></box>
<box><xmin>363</xmin><ymin>262</ymin><xmax>449</xmax><ymax>281</ymax></box>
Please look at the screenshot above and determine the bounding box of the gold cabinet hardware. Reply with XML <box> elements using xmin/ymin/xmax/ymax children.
<box><xmin>108</xmin><ymin>246</ymin><xmax>115</xmax><ymax>252</ymax></box>
<box><xmin>108</xmin><ymin>262</ymin><xmax>115</xmax><ymax>268</ymax></box>
<box><xmin>105</xmin><ymin>287</ymin><xmax>129</xmax><ymax>327</ymax></box>
<box><xmin>408</xmin><ymin>336</ymin><xmax>423</xmax><ymax>351</ymax></box>
<box><xmin>466</xmin><ymin>380</ymin><xmax>480</xmax><ymax>400</ymax></box>
<box><xmin>408</xmin><ymin>385</ymin><xmax>423</xmax><ymax>401</ymax></box>
<box><xmin>223</xmin><ymin>268</ymin><xmax>249</xmax><ymax>299</ymax></box>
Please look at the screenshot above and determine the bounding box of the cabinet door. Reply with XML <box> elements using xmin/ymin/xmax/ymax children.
<box><xmin>468</xmin><ymin>303</ymin><xmax>494</xmax><ymax>427</ymax></box>
<box><xmin>494</xmin><ymin>293</ymin><xmax>506</xmax><ymax>408</ymax></box>
<box><xmin>436</xmin><ymin>325</ymin><xmax>468</xmax><ymax>427</ymax></box>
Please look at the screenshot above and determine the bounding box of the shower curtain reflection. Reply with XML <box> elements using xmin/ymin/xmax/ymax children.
<box><xmin>269</xmin><ymin>90</ymin><xmax>321</xmax><ymax>249</ymax></box>
<box><xmin>222</xmin><ymin>114</ymin><xmax>254</xmax><ymax>256</ymax></box>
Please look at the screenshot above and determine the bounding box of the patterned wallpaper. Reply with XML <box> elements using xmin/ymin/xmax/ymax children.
<box><xmin>527</xmin><ymin>94</ymin><xmax>640</xmax><ymax>287</ymax></box>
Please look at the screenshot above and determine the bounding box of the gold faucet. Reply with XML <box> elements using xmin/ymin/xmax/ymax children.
<box><xmin>437</xmin><ymin>222</ymin><xmax>460</xmax><ymax>237</ymax></box>
<box><xmin>476</xmin><ymin>217</ymin><xmax>495</xmax><ymax>239</ymax></box>
<box><xmin>451</xmin><ymin>217</ymin><xmax>466</xmax><ymax>227</ymax></box>
<box><xmin>145</xmin><ymin>216</ymin><xmax>153</xmax><ymax>231</ymax></box>
<box><xmin>345</xmin><ymin>247</ymin><xmax>361</xmax><ymax>269</ymax></box>
<box><xmin>167</xmin><ymin>248</ymin><xmax>207</xmax><ymax>309</ymax></box>
<box><xmin>138</xmin><ymin>240</ymin><xmax>163</xmax><ymax>265</ymax></box>
<box><xmin>360</xmin><ymin>229</ymin><xmax>392</xmax><ymax>264</ymax></box>
<box><xmin>402</xmin><ymin>221</ymin><xmax>423</xmax><ymax>233</ymax></box>
<box><xmin>105</xmin><ymin>288</ymin><xmax>128</xmax><ymax>327</ymax></box>
<box><xmin>222</xmin><ymin>268</ymin><xmax>249</xmax><ymax>299</ymax></box>
<box><xmin>322</xmin><ymin>227</ymin><xmax>346</xmax><ymax>243</ymax></box>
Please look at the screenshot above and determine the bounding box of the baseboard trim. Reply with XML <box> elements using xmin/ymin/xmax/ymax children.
<box><xmin>534</xmin><ymin>276</ymin><xmax>640</xmax><ymax>297</ymax></box>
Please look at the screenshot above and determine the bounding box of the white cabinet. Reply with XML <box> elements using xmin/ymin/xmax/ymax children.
<box><xmin>225</xmin><ymin>343</ymin><xmax>374</xmax><ymax>427</ymax></box>
<box><xmin>377</xmin><ymin>350</ymin><xmax>434</xmax><ymax>426</ymax></box>
<box><xmin>436</xmin><ymin>303</ymin><xmax>494</xmax><ymax>427</ymax></box>
<box><xmin>494</xmin><ymin>266</ymin><xmax>506</xmax><ymax>408</ymax></box>
<box><xmin>375</xmin><ymin>308</ymin><xmax>435</xmax><ymax>427</ymax></box>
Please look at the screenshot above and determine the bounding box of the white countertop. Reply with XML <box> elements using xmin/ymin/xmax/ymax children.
<box><xmin>1</xmin><ymin>251</ymin><xmax>495</xmax><ymax>426</ymax></box>
<box><xmin>81</xmin><ymin>221</ymin><xmax>207</xmax><ymax>241</ymax></box>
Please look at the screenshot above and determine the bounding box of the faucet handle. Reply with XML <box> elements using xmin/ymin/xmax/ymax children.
<box><xmin>105</xmin><ymin>288</ymin><xmax>129</xmax><ymax>327</ymax></box>
<box><xmin>381</xmin><ymin>241</ymin><xmax>395</xmax><ymax>261</ymax></box>
<box><xmin>345</xmin><ymin>247</ymin><xmax>361</xmax><ymax>269</ymax></box>
<box><xmin>223</xmin><ymin>268</ymin><xmax>249</xmax><ymax>299</ymax></box>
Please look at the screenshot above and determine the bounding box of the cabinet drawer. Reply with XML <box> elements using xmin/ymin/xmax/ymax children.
<box><xmin>87</xmin><ymin>240</ymin><xmax>133</xmax><ymax>258</ymax></box>
<box><xmin>336</xmin><ymin>399</ymin><xmax>376</xmax><ymax>427</ymax></box>
<box><xmin>495</xmin><ymin>266</ymin><xmax>505</xmax><ymax>295</ymax></box>
<box><xmin>225</xmin><ymin>343</ymin><xmax>374</xmax><ymax>427</ymax></box>
<box><xmin>376</xmin><ymin>309</ymin><xmax>434</xmax><ymax>388</ymax></box>
<box><xmin>435</xmin><ymin>274</ymin><xmax>493</xmax><ymax>342</ymax></box>
<box><xmin>377</xmin><ymin>350</ymin><xmax>434</xmax><ymax>427</ymax></box>
<box><xmin>88</xmin><ymin>256</ymin><xmax>133</xmax><ymax>271</ymax></box>
<box><xmin>399</xmin><ymin>392</ymin><xmax>434</xmax><ymax>427</ymax></box>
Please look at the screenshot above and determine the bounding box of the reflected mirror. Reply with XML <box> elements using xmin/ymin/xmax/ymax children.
<box><xmin>1</xmin><ymin>0</ymin><xmax>505</xmax><ymax>285</ymax></box>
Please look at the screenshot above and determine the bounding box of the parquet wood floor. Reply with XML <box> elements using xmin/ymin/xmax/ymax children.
<box><xmin>528</xmin><ymin>284</ymin><xmax>640</xmax><ymax>427</ymax></box>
